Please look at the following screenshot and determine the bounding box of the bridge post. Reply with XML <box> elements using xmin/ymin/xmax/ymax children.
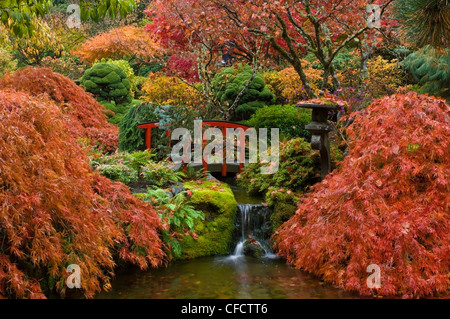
<box><xmin>222</xmin><ymin>127</ymin><xmax>227</xmax><ymax>177</ymax></box>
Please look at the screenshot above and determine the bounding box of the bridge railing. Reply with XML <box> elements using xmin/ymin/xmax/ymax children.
<box><xmin>138</xmin><ymin>120</ymin><xmax>253</xmax><ymax>176</ymax></box>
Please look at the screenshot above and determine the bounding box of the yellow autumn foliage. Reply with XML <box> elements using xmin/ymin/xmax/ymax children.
<box><xmin>13</xmin><ymin>19</ymin><xmax>64</xmax><ymax>65</ymax></box>
<box><xmin>263</xmin><ymin>62</ymin><xmax>323</xmax><ymax>104</ymax></box>
<box><xmin>142</xmin><ymin>73</ymin><xmax>204</xmax><ymax>108</ymax></box>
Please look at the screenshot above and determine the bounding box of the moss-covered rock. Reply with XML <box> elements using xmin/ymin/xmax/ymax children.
<box><xmin>243</xmin><ymin>239</ymin><xmax>265</xmax><ymax>258</ymax></box>
<box><xmin>180</xmin><ymin>181</ymin><xmax>237</xmax><ymax>259</ymax></box>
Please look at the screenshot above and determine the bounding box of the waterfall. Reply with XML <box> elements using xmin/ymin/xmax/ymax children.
<box><xmin>228</xmin><ymin>204</ymin><xmax>275</xmax><ymax>259</ymax></box>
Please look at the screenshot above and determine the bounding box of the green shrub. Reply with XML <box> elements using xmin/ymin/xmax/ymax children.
<box><xmin>142</xmin><ymin>188</ymin><xmax>205</xmax><ymax>259</ymax></box>
<box><xmin>93</xmin><ymin>58</ymin><xmax>146</xmax><ymax>99</ymax></box>
<box><xmin>81</xmin><ymin>63</ymin><xmax>132</xmax><ymax>105</ymax></box>
<box><xmin>237</xmin><ymin>138</ymin><xmax>321</xmax><ymax>194</ymax></box>
<box><xmin>141</xmin><ymin>161</ymin><xmax>184</xmax><ymax>187</ymax></box>
<box><xmin>133</xmin><ymin>75</ymin><xmax>148</xmax><ymax>99</ymax></box>
<box><xmin>266</xmin><ymin>188</ymin><xmax>302</xmax><ymax>232</ymax></box>
<box><xmin>119</xmin><ymin>102</ymin><xmax>200</xmax><ymax>159</ymax></box>
<box><xmin>403</xmin><ymin>46</ymin><xmax>449</xmax><ymax>101</ymax></box>
<box><xmin>119</xmin><ymin>102</ymin><xmax>160</xmax><ymax>152</ymax></box>
<box><xmin>41</xmin><ymin>55</ymin><xmax>87</xmax><ymax>81</ymax></box>
<box><xmin>99</xmin><ymin>99</ymin><xmax>141</xmax><ymax>126</ymax></box>
<box><xmin>212</xmin><ymin>64</ymin><xmax>275</xmax><ymax>120</ymax></box>
<box><xmin>90</xmin><ymin>150</ymin><xmax>154</xmax><ymax>185</ymax></box>
<box><xmin>0</xmin><ymin>46</ymin><xmax>17</xmax><ymax>77</ymax></box>
<box><xmin>246</xmin><ymin>105</ymin><xmax>312</xmax><ymax>141</ymax></box>
<box><xmin>96</xmin><ymin>163</ymin><xmax>139</xmax><ymax>184</ymax></box>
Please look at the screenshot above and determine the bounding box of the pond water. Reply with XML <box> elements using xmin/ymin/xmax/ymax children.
<box><xmin>96</xmin><ymin>178</ymin><xmax>360</xmax><ymax>299</ymax></box>
<box><xmin>96</xmin><ymin>256</ymin><xmax>358</xmax><ymax>299</ymax></box>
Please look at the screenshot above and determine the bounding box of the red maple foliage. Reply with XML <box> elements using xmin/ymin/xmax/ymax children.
<box><xmin>166</xmin><ymin>54</ymin><xmax>199</xmax><ymax>83</ymax></box>
<box><xmin>0</xmin><ymin>67</ymin><xmax>118</xmax><ymax>152</ymax></box>
<box><xmin>274</xmin><ymin>92</ymin><xmax>449</xmax><ymax>298</ymax></box>
<box><xmin>0</xmin><ymin>90</ymin><xmax>165</xmax><ymax>298</ymax></box>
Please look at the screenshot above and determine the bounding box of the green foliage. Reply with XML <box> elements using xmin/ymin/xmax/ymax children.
<box><xmin>237</xmin><ymin>138</ymin><xmax>322</xmax><ymax>195</ymax></box>
<box><xmin>403</xmin><ymin>46</ymin><xmax>450</xmax><ymax>101</ymax></box>
<box><xmin>0</xmin><ymin>46</ymin><xmax>17</xmax><ymax>76</ymax></box>
<box><xmin>180</xmin><ymin>181</ymin><xmax>238</xmax><ymax>259</ymax></box>
<box><xmin>133</xmin><ymin>75</ymin><xmax>148</xmax><ymax>99</ymax></box>
<box><xmin>394</xmin><ymin>0</ymin><xmax>450</xmax><ymax>48</ymax></box>
<box><xmin>266</xmin><ymin>188</ymin><xmax>302</xmax><ymax>232</ymax></box>
<box><xmin>0</xmin><ymin>0</ymin><xmax>52</xmax><ymax>37</ymax></box>
<box><xmin>142</xmin><ymin>188</ymin><xmax>205</xmax><ymax>259</ymax></box>
<box><xmin>81</xmin><ymin>62</ymin><xmax>132</xmax><ymax>105</ymax></box>
<box><xmin>90</xmin><ymin>150</ymin><xmax>154</xmax><ymax>185</ymax></box>
<box><xmin>99</xmin><ymin>99</ymin><xmax>141</xmax><ymax>126</ymax></box>
<box><xmin>136</xmin><ymin>62</ymin><xmax>164</xmax><ymax>76</ymax></box>
<box><xmin>305</xmin><ymin>49</ymin><xmax>359</xmax><ymax>71</ymax></box>
<box><xmin>184</xmin><ymin>164</ymin><xmax>207</xmax><ymax>180</ymax></box>
<box><xmin>41</xmin><ymin>55</ymin><xmax>87</xmax><ymax>81</ymax></box>
<box><xmin>119</xmin><ymin>102</ymin><xmax>159</xmax><ymax>152</ymax></box>
<box><xmin>94</xmin><ymin>58</ymin><xmax>140</xmax><ymax>98</ymax></box>
<box><xmin>119</xmin><ymin>102</ymin><xmax>200</xmax><ymax>159</ymax></box>
<box><xmin>246</xmin><ymin>105</ymin><xmax>312</xmax><ymax>141</ymax></box>
<box><xmin>96</xmin><ymin>163</ymin><xmax>139</xmax><ymax>184</ymax></box>
<box><xmin>212</xmin><ymin>64</ymin><xmax>275</xmax><ymax>120</ymax></box>
<box><xmin>0</xmin><ymin>0</ymin><xmax>136</xmax><ymax>37</ymax></box>
<box><xmin>141</xmin><ymin>161</ymin><xmax>184</xmax><ymax>187</ymax></box>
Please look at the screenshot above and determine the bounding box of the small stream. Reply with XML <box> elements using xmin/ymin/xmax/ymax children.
<box><xmin>96</xmin><ymin>182</ymin><xmax>359</xmax><ymax>299</ymax></box>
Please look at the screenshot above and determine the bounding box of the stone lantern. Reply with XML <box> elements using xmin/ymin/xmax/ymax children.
<box><xmin>296</xmin><ymin>102</ymin><xmax>340</xmax><ymax>178</ymax></box>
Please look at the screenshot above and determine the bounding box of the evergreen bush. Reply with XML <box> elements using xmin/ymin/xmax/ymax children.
<box><xmin>81</xmin><ymin>63</ymin><xmax>132</xmax><ymax>105</ymax></box>
<box><xmin>212</xmin><ymin>64</ymin><xmax>275</xmax><ymax>121</ymax></box>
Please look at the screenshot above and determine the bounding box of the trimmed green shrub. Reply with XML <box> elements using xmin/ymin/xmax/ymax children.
<box><xmin>81</xmin><ymin>63</ymin><xmax>132</xmax><ymax>105</ymax></box>
<box><xmin>93</xmin><ymin>58</ymin><xmax>147</xmax><ymax>100</ymax></box>
<box><xmin>246</xmin><ymin>105</ymin><xmax>312</xmax><ymax>141</ymax></box>
<box><xmin>212</xmin><ymin>64</ymin><xmax>275</xmax><ymax>121</ymax></box>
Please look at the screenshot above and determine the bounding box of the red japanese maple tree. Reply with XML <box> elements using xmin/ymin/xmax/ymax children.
<box><xmin>146</xmin><ymin>0</ymin><xmax>396</xmax><ymax>95</ymax></box>
<box><xmin>0</xmin><ymin>67</ymin><xmax>118</xmax><ymax>152</ymax></box>
<box><xmin>274</xmin><ymin>92</ymin><xmax>449</xmax><ymax>298</ymax></box>
<box><xmin>0</xmin><ymin>90</ymin><xmax>166</xmax><ymax>298</ymax></box>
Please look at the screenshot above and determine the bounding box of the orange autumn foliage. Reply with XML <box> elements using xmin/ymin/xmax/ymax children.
<box><xmin>73</xmin><ymin>25</ymin><xmax>163</xmax><ymax>65</ymax></box>
<box><xmin>0</xmin><ymin>67</ymin><xmax>118</xmax><ymax>152</ymax></box>
<box><xmin>0</xmin><ymin>90</ymin><xmax>165</xmax><ymax>298</ymax></box>
<box><xmin>274</xmin><ymin>92</ymin><xmax>449</xmax><ymax>298</ymax></box>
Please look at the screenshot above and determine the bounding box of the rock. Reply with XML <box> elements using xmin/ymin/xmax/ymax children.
<box><xmin>243</xmin><ymin>239</ymin><xmax>266</xmax><ymax>258</ymax></box>
<box><xmin>206</xmin><ymin>173</ymin><xmax>219</xmax><ymax>182</ymax></box>
<box><xmin>179</xmin><ymin>181</ymin><xmax>237</xmax><ymax>259</ymax></box>
<box><xmin>170</xmin><ymin>181</ymin><xmax>186</xmax><ymax>196</ymax></box>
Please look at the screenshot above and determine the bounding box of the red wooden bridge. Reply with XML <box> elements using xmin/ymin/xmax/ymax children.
<box><xmin>138</xmin><ymin>120</ymin><xmax>253</xmax><ymax>176</ymax></box>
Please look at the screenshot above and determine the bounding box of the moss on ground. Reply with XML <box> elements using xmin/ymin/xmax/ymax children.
<box><xmin>180</xmin><ymin>181</ymin><xmax>237</xmax><ymax>259</ymax></box>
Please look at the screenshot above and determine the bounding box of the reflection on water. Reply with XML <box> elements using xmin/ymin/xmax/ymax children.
<box><xmin>96</xmin><ymin>256</ymin><xmax>359</xmax><ymax>299</ymax></box>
